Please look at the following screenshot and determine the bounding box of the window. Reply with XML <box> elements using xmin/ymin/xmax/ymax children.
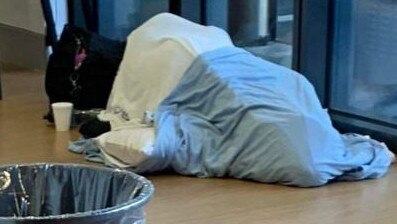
<box><xmin>69</xmin><ymin>0</ymin><xmax>169</xmax><ymax>40</ymax></box>
<box><xmin>206</xmin><ymin>0</ymin><xmax>295</xmax><ymax>68</ymax></box>
<box><xmin>69</xmin><ymin>0</ymin><xmax>297</xmax><ymax>68</ymax></box>
<box><xmin>299</xmin><ymin>0</ymin><xmax>397</xmax><ymax>150</ymax></box>
<box><xmin>331</xmin><ymin>0</ymin><xmax>397</xmax><ymax>125</ymax></box>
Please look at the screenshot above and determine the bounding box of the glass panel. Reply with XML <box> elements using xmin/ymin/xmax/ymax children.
<box><xmin>72</xmin><ymin>0</ymin><xmax>169</xmax><ymax>41</ymax></box>
<box><xmin>206</xmin><ymin>0</ymin><xmax>295</xmax><ymax>68</ymax></box>
<box><xmin>70</xmin><ymin>0</ymin><xmax>295</xmax><ymax>67</ymax></box>
<box><xmin>98</xmin><ymin>0</ymin><xmax>169</xmax><ymax>40</ymax></box>
<box><xmin>331</xmin><ymin>0</ymin><xmax>397</xmax><ymax>124</ymax></box>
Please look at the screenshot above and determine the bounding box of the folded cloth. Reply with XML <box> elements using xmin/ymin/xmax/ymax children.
<box><xmin>95</xmin><ymin>128</ymin><xmax>156</xmax><ymax>168</ymax></box>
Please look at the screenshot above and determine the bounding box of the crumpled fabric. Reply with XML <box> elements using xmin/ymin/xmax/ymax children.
<box><xmin>70</xmin><ymin>47</ymin><xmax>394</xmax><ymax>187</ymax></box>
<box><xmin>69</xmin><ymin>138</ymin><xmax>106</xmax><ymax>164</ymax></box>
<box><xmin>151</xmin><ymin>47</ymin><xmax>394</xmax><ymax>187</ymax></box>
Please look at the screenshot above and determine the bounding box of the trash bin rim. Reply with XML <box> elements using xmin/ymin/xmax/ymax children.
<box><xmin>0</xmin><ymin>163</ymin><xmax>154</xmax><ymax>221</ymax></box>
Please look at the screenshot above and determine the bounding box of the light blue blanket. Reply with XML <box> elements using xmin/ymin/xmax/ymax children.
<box><xmin>70</xmin><ymin>47</ymin><xmax>393</xmax><ymax>187</ymax></box>
<box><xmin>147</xmin><ymin>47</ymin><xmax>393</xmax><ymax>187</ymax></box>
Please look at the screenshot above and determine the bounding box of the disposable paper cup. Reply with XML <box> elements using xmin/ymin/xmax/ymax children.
<box><xmin>51</xmin><ymin>102</ymin><xmax>73</xmax><ymax>131</ymax></box>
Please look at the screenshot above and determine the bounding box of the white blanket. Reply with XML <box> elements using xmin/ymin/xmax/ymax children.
<box><xmin>96</xmin><ymin>13</ymin><xmax>233</xmax><ymax>167</ymax></box>
<box><xmin>99</xmin><ymin>13</ymin><xmax>233</xmax><ymax>129</ymax></box>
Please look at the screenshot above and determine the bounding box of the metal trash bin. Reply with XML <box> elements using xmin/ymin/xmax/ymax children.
<box><xmin>0</xmin><ymin>163</ymin><xmax>154</xmax><ymax>224</ymax></box>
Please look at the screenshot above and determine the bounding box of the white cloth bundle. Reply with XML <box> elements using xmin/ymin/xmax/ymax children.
<box><xmin>96</xmin><ymin>13</ymin><xmax>233</xmax><ymax>167</ymax></box>
<box><xmin>99</xmin><ymin>13</ymin><xmax>233</xmax><ymax>129</ymax></box>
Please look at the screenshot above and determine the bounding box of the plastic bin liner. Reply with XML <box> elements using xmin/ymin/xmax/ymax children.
<box><xmin>0</xmin><ymin>163</ymin><xmax>153</xmax><ymax>224</ymax></box>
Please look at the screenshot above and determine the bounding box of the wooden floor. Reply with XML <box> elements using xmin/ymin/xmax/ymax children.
<box><xmin>1</xmin><ymin>66</ymin><xmax>396</xmax><ymax>224</ymax></box>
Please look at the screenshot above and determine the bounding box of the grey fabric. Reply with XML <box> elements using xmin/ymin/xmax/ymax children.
<box><xmin>69</xmin><ymin>138</ymin><xmax>105</xmax><ymax>164</ymax></box>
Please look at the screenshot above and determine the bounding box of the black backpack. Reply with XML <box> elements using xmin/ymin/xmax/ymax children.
<box><xmin>45</xmin><ymin>25</ymin><xmax>125</xmax><ymax>110</ymax></box>
<box><xmin>41</xmin><ymin>0</ymin><xmax>126</xmax><ymax>122</ymax></box>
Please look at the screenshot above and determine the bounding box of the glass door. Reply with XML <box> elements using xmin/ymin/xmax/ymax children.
<box><xmin>68</xmin><ymin>0</ymin><xmax>298</xmax><ymax>68</ymax></box>
<box><xmin>205</xmin><ymin>0</ymin><xmax>296</xmax><ymax>68</ymax></box>
<box><xmin>331</xmin><ymin>0</ymin><xmax>397</xmax><ymax>125</ymax></box>
<box><xmin>299</xmin><ymin>0</ymin><xmax>397</xmax><ymax>150</ymax></box>
<box><xmin>68</xmin><ymin>0</ymin><xmax>170</xmax><ymax>40</ymax></box>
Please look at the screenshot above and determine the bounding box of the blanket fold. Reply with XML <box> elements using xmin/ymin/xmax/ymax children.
<box><xmin>153</xmin><ymin>47</ymin><xmax>393</xmax><ymax>187</ymax></box>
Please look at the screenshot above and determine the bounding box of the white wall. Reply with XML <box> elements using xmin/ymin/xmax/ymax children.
<box><xmin>0</xmin><ymin>0</ymin><xmax>45</xmax><ymax>34</ymax></box>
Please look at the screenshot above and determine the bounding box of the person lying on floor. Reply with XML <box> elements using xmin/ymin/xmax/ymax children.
<box><xmin>71</xmin><ymin>13</ymin><xmax>395</xmax><ymax>187</ymax></box>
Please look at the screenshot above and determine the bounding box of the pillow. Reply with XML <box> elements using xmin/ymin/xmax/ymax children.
<box><xmin>95</xmin><ymin>127</ymin><xmax>155</xmax><ymax>167</ymax></box>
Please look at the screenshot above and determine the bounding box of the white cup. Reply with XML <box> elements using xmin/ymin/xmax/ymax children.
<box><xmin>51</xmin><ymin>102</ymin><xmax>73</xmax><ymax>131</ymax></box>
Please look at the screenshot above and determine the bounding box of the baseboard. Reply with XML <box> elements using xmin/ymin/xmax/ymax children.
<box><xmin>0</xmin><ymin>23</ymin><xmax>46</xmax><ymax>70</ymax></box>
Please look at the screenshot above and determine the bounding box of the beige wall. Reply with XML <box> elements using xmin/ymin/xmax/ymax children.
<box><xmin>0</xmin><ymin>0</ymin><xmax>46</xmax><ymax>69</ymax></box>
<box><xmin>0</xmin><ymin>0</ymin><xmax>44</xmax><ymax>34</ymax></box>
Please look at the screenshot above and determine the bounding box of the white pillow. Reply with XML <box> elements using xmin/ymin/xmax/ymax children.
<box><xmin>95</xmin><ymin>128</ymin><xmax>155</xmax><ymax>167</ymax></box>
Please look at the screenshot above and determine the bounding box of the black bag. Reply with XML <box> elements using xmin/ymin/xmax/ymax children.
<box><xmin>44</xmin><ymin>25</ymin><xmax>126</xmax><ymax>121</ymax></box>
